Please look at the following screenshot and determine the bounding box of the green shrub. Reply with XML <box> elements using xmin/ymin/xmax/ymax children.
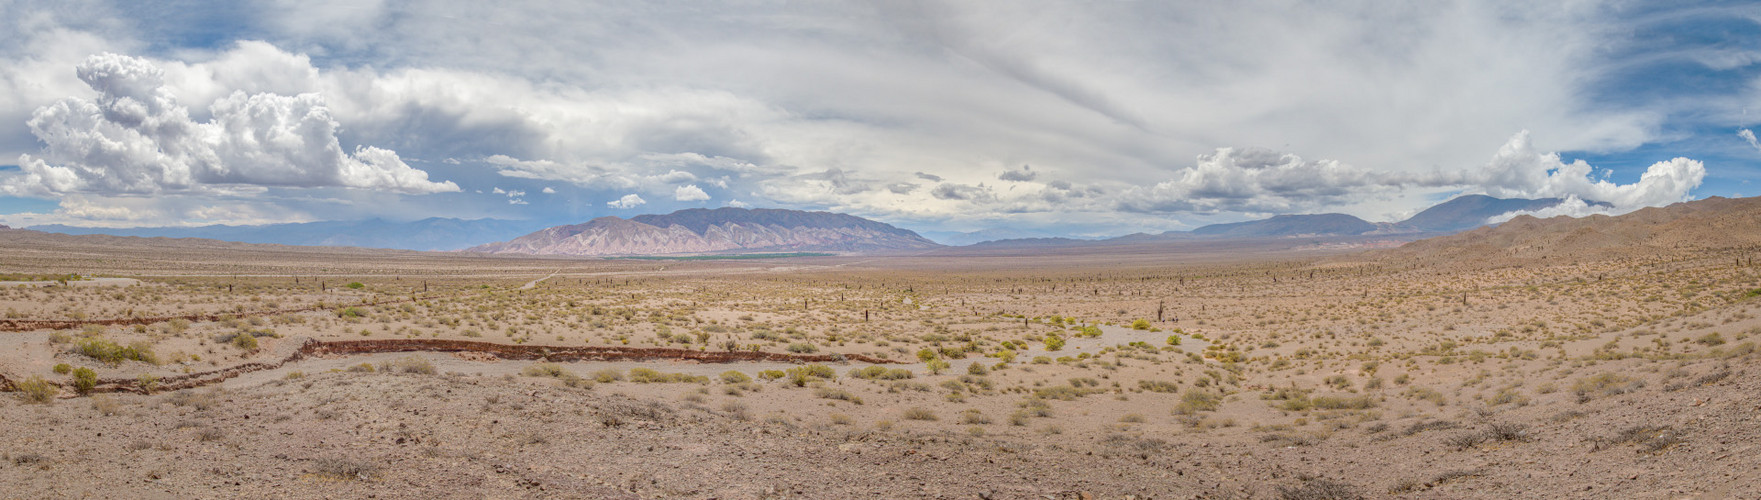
<box><xmin>346</xmin><ymin>282</ymin><xmax>365</xmax><ymax>290</ymax></box>
<box><xmin>902</xmin><ymin>407</ymin><xmax>937</xmax><ymax>421</ymax></box>
<box><xmin>1131</xmin><ymin>319</ymin><xmax>1152</xmax><ymax>330</ymax></box>
<box><xmin>1044</xmin><ymin>334</ymin><xmax>1066</xmax><ymax>351</ymax></box>
<box><xmin>16</xmin><ymin>375</ymin><xmax>57</xmax><ymax>403</ymax></box>
<box><xmin>1166</xmin><ymin>335</ymin><xmax>1182</xmax><ymax>346</ymax></box>
<box><xmin>849</xmin><ymin>366</ymin><xmax>915</xmax><ymax>380</ymax></box>
<box><xmin>757</xmin><ymin>369</ymin><xmax>786</xmax><ymax>381</ymax></box>
<box><xmin>1174</xmin><ymin>390</ymin><xmax>1221</xmax><ymax>415</ymax></box>
<box><xmin>628</xmin><ymin>368</ymin><xmax>708</xmax><ymax>384</ymax></box>
<box><xmin>786</xmin><ymin>342</ymin><xmax>819</xmax><ymax>354</ymax></box>
<box><xmin>1138</xmin><ymin>380</ymin><xmax>1179</xmax><ymax>393</ymax></box>
<box><xmin>814</xmin><ymin>387</ymin><xmax>863</xmax><ymax>404</ymax></box>
<box><xmin>71</xmin><ymin>367</ymin><xmax>98</xmax><ymax>395</ymax></box>
<box><xmin>74</xmin><ymin>338</ymin><xmax>157</xmax><ymax>366</ymax></box>
<box><xmin>592</xmin><ymin>368</ymin><xmax>624</xmax><ymax>383</ymax></box>
<box><xmin>521</xmin><ymin>363</ymin><xmax>570</xmax><ymax>378</ymax></box>
<box><xmin>336</xmin><ymin>307</ymin><xmax>366</xmax><ymax>318</ymax></box>
<box><xmin>232</xmin><ymin>332</ymin><xmax>259</xmax><ymax>351</ymax></box>
<box><xmin>52</xmin><ymin>363</ymin><xmax>72</xmax><ymax>375</ymax></box>
<box><xmin>719</xmin><ymin>370</ymin><xmax>752</xmax><ymax>384</ymax></box>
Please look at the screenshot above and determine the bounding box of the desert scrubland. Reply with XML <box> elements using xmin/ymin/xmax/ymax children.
<box><xmin>1</xmin><ymin>199</ymin><xmax>1759</xmax><ymax>499</ymax></box>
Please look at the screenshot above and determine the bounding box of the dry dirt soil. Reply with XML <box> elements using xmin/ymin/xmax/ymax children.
<box><xmin>0</xmin><ymin>206</ymin><xmax>1758</xmax><ymax>499</ymax></box>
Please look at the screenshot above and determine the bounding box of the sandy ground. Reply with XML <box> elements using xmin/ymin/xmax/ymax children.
<box><xmin>1</xmin><ymin>226</ymin><xmax>1759</xmax><ymax>498</ymax></box>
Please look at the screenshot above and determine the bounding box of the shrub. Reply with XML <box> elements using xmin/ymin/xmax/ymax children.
<box><xmin>71</xmin><ymin>367</ymin><xmax>98</xmax><ymax>395</ymax></box>
<box><xmin>757</xmin><ymin>369</ymin><xmax>785</xmax><ymax>381</ymax></box>
<box><xmin>74</xmin><ymin>338</ymin><xmax>157</xmax><ymax>366</ymax></box>
<box><xmin>1131</xmin><ymin>319</ymin><xmax>1152</xmax><ymax>330</ymax></box>
<box><xmin>1044</xmin><ymin>334</ymin><xmax>1066</xmax><ymax>351</ymax></box>
<box><xmin>925</xmin><ymin>359</ymin><xmax>950</xmax><ymax>375</ymax></box>
<box><xmin>849</xmin><ymin>366</ymin><xmax>914</xmax><ymax>380</ymax></box>
<box><xmin>336</xmin><ymin>306</ymin><xmax>366</xmax><ymax>318</ymax></box>
<box><xmin>1166</xmin><ymin>335</ymin><xmax>1182</xmax><ymax>346</ymax></box>
<box><xmin>814</xmin><ymin>387</ymin><xmax>863</xmax><ymax>404</ymax></box>
<box><xmin>345</xmin><ymin>282</ymin><xmax>365</xmax><ymax>290</ymax></box>
<box><xmin>1309</xmin><ymin>395</ymin><xmax>1374</xmax><ymax>410</ymax></box>
<box><xmin>592</xmin><ymin>368</ymin><xmax>624</xmax><ymax>383</ymax></box>
<box><xmin>628</xmin><ymin>368</ymin><xmax>708</xmax><ymax>384</ymax></box>
<box><xmin>52</xmin><ymin>363</ymin><xmax>71</xmax><ymax>375</ymax></box>
<box><xmin>521</xmin><ymin>363</ymin><xmax>570</xmax><ymax>378</ymax></box>
<box><xmin>960</xmin><ymin>409</ymin><xmax>992</xmax><ymax>424</ymax></box>
<box><xmin>1572</xmin><ymin>373</ymin><xmax>1644</xmax><ymax>400</ymax></box>
<box><xmin>902</xmin><ymin>407</ymin><xmax>937</xmax><ymax>421</ymax></box>
<box><xmin>1696</xmin><ymin>332</ymin><xmax>1726</xmax><ymax>346</ymax></box>
<box><xmin>231</xmin><ymin>332</ymin><xmax>259</xmax><ymax>351</ymax></box>
<box><xmin>312</xmin><ymin>457</ymin><xmax>378</xmax><ymax>481</ymax></box>
<box><xmin>16</xmin><ymin>376</ymin><xmax>57</xmax><ymax>403</ymax></box>
<box><xmin>719</xmin><ymin>370</ymin><xmax>752</xmax><ymax>384</ymax></box>
<box><xmin>136</xmin><ymin>374</ymin><xmax>159</xmax><ymax>394</ymax></box>
<box><xmin>1138</xmin><ymin>380</ymin><xmax>1179</xmax><ymax>393</ymax></box>
<box><xmin>383</xmin><ymin>357</ymin><xmax>435</xmax><ymax>375</ymax></box>
<box><xmin>1174</xmin><ymin>390</ymin><xmax>1221</xmax><ymax>415</ymax></box>
<box><xmin>786</xmin><ymin>342</ymin><xmax>819</xmax><ymax>354</ymax></box>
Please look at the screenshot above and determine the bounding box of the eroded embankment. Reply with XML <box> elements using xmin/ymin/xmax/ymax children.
<box><xmin>0</xmin><ymin>338</ymin><xmax>900</xmax><ymax>396</ymax></box>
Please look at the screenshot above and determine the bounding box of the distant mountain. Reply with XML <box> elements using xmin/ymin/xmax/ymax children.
<box><xmin>30</xmin><ymin>218</ymin><xmax>543</xmax><ymax>251</ymax></box>
<box><xmin>1396</xmin><ymin>195</ymin><xmax>1577</xmax><ymax>233</ymax></box>
<box><xmin>467</xmin><ymin>207</ymin><xmax>941</xmax><ymax>256</ymax></box>
<box><xmin>924</xmin><ymin>227</ymin><xmax>1071</xmax><ymax>246</ymax></box>
<box><xmin>1192</xmin><ymin>213</ymin><xmax>1379</xmax><ymax>237</ymax></box>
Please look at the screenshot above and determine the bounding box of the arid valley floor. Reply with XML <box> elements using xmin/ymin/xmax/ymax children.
<box><xmin>3</xmin><ymin>200</ymin><xmax>1761</xmax><ymax>499</ymax></box>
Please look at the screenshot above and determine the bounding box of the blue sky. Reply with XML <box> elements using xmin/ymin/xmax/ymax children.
<box><xmin>0</xmin><ymin>1</ymin><xmax>1756</xmax><ymax>236</ymax></box>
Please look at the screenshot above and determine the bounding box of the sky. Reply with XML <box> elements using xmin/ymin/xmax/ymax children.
<box><xmin>0</xmin><ymin>0</ymin><xmax>1756</xmax><ymax>238</ymax></box>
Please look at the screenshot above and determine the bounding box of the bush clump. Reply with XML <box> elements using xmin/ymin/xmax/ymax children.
<box><xmin>74</xmin><ymin>338</ymin><xmax>157</xmax><ymax>366</ymax></box>
<box><xmin>628</xmin><ymin>368</ymin><xmax>709</xmax><ymax>384</ymax></box>
<box><xmin>15</xmin><ymin>375</ymin><xmax>57</xmax><ymax>403</ymax></box>
<box><xmin>849</xmin><ymin>366</ymin><xmax>914</xmax><ymax>380</ymax></box>
<box><xmin>71</xmin><ymin>367</ymin><xmax>98</xmax><ymax>395</ymax></box>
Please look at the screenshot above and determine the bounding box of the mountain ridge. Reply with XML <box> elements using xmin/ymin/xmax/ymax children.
<box><xmin>467</xmin><ymin>208</ymin><xmax>940</xmax><ymax>256</ymax></box>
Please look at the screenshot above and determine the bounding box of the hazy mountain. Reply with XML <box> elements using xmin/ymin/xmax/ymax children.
<box><xmin>925</xmin><ymin>227</ymin><xmax>1071</xmax><ymax>246</ymax></box>
<box><xmin>30</xmin><ymin>218</ymin><xmax>543</xmax><ymax>251</ymax></box>
<box><xmin>1191</xmin><ymin>213</ymin><xmax>1379</xmax><ymax>237</ymax></box>
<box><xmin>467</xmin><ymin>207</ymin><xmax>941</xmax><ymax>256</ymax></box>
<box><xmin>1395</xmin><ymin>194</ymin><xmax>1577</xmax><ymax>233</ymax></box>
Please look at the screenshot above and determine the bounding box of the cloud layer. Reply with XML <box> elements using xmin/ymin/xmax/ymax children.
<box><xmin>5</xmin><ymin>53</ymin><xmax>456</xmax><ymax>198</ymax></box>
<box><xmin>0</xmin><ymin>2</ymin><xmax>1743</xmax><ymax>232</ymax></box>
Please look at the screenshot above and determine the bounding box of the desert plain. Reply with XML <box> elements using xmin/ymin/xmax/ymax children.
<box><xmin>0</xmin><ymin>199</ymin><xmax>1759</xmax><ymax>499</ymax></box>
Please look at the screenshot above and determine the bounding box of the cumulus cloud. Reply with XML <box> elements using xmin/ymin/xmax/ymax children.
<box><xmin>914</xmin><ymin>172</ymin><xmax>944</xmax><ymax>182</ymax></box>
<box><xmin>1117</xmin><ymin>147</ymin><xmax>1413</xmax><ymax>214</ymax></box>
<box><xmin>3</xmin><ymin>53</ymin><xmax>457</xmax><ymax>197</ymax></box>
<box><xmin>725</xmin><ymin>199</ymin><xmax>750</xmax><ymax>208</ymax></box>
<box><xmin>998</xmin><ymin>165</ymin><xmax>1036</xmax><ymax>182</ymax></box>
<box><xmin>674</xmin><ymin>184</ymin><xmax>710</xmax><ymax>202</ymax></box>
<box><xmin>1119</xmin><ymin>131</ymin><xmax>1704</xmax><ymax>218</ymax></box>
<box><xmin>1466</xmin><ymin>131</ymin><xmax>1703</xmax><ymax>210</ymax></box>
<box><xmin>1742</xmin><ymin>129</ymin><xmax>1761</xmax><ymax>153</ymax></box>
<box><xmin>541</xmin><ymin>186</ymin><xmax>556</xmax><ymax>194</ymax></box>
<box><xmin>607</xmin><ymin>193</ymin><xmax>645</xmax><ymax>209</ymax></box>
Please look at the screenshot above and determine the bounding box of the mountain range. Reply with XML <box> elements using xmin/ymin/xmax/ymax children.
<box><xmin>24</xmin><ymin>194</ymin><xmax>1582</xmax><ymax>256</ymax></box>
<box><xmin>466</xmin><ymin>207</ymin><xmax>940</xmax><ymax>256</ymax></box>
<box><xmin>30</xmin><ymin>218</ymin><xmax>545</xmax><ymax>251</ymax></box>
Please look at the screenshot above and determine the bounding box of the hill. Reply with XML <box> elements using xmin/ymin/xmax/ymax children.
<box><xmin>467</xmin><ymin>208</ymin><xmax>940</xmax><ymax>256</ymax></box>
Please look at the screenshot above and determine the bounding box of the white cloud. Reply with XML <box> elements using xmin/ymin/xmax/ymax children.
<box><xmin>508</xmin><ymin>198</ymin><xmax>527</xmax><ymax>205</ymax></box>
<box><xmin>1742</xmin><ymin>129</ymin><xmax>1761</xmax><ymax>153</ymax></box>
<box><xmin>725</xmin><ymin>199</ymin><xmax>750</xmax><ymax>208</ymax></box>
<box><xmin>541</xmin><ymin>186</ymin><xmax>556</xmax><ymax>194</ymax></box>
<box><xmin>654</xmin><ymin>170</ymin><xmax>697</xmax><ymax>183</ymax></box>
<box><xmin>606</xmin><ymin>193</ymin><xmax>645</xmax><ymax>209</ymax></box>
<box><xmin>674</xmin><ymin>184</ymin><xmax>710</xmax><ymax>202</ymax></box>
<box><xmin>1119</xmin><ymin>131</ymin><xmax>1703</xmax><ymax>218</ymax></box>
<box><xmin>3</xmin><ymin>53</ymin><xmax>457</xmax><ymax>197</ymax></box>
<box><xmin>1466</xmin><ymin>131</ymin><xmax>1703</xmax><ymax>210</ymax></box>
